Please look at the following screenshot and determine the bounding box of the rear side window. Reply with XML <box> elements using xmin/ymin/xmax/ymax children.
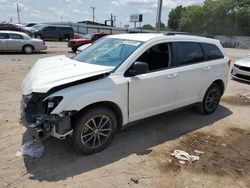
<box><xmin>45</xmin><ymin>26</ymin><xmax>57</xmax><ymax>31</ymax></box>
<box><xmin>201</xmin><ymin>43</ymin><xmax>224</xmax><ymax>60</ymax></box>
<box><xmin>9</xmin><ymin>34</ymin><xmax>23</xmax><ymax>39</ymax></box>
<box><xmin>0</xmin><ymin>33</ymin><xmax>8</xmax><ymax>39</ymax></box>
<box><xmin>175</xmin><ymin>42</ymin><xmax>204</xmax><ymax>66</ymax></box>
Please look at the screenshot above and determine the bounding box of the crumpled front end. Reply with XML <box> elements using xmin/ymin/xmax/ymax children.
<box><xmin>20</xmin><ymin>93</ymin><xmax>75</xmax><ymax>141</ymax></box>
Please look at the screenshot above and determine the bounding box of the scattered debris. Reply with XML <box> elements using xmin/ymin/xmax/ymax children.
<box><xmin>171</xmin><ymin>150</ymin><xmax>200</xmax><ymax>163</ymax></box>
<box><xmin>194</xmin><ymin>150</ymin><xmax>204</xmax><ymax>155</ymax></box>
<box><xmin>16</xmin><ymin>141</ymin><xmax>44</xmax><ymax>158</ymax></box>
<box><xmin>179</xmin><ymin>160</ymin><xmax>186</xmax><ymax>164</ymax></box>
<box><xmin>129</xmin><ymin>176</ymin><xmax>139</xmax><ymax>184</ymax></box>
<box><xmin>222</xmin><ymin>143</ymin><xmax>227</xmax><ymax>147</ymax></box>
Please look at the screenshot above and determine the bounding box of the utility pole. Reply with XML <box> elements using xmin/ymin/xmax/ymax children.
<box><xmin>113</xmin><ymin>16</ymin><xmax>116</xmax><ymax>27</ymax></box>
<box><xmin>91</xmin><ymin>6</ymin><xmax>95</xmax><ymax>22</ymax></box>
<box><xmin>17</xmin><ymin>3</ymin><xmax>21</xmax><ymax>23</ymax></box>
<box><xmin>155</xmin><ymin>0</ymin><xmax>163</xmax><ymax>33</ymax></box>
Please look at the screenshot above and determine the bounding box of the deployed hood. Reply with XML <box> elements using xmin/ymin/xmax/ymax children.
<box><xmin>22</xmin><ymin>55</ymin><xmax>114</xmax><ymax>95</ymax></box>
<box><xmin>235</xmin><ymin>58</ymin><xmax>250</xmax><ymax>67</ymax></box>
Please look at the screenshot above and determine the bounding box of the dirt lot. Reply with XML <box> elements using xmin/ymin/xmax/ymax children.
<box><xmin>0</xmin><ymin>42</ymin><xmax>249</xmax><ymax>188</ymax></box>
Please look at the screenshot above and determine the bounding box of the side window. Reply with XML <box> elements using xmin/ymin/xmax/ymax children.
<box><xmin>175</xmin><ymin>42</ymin><xmax>204</xmax><ymax>66</ymax></box>
<box><xmin>45</xmin><ymin>26</ymin><xmax>57</xmax><ymax>32</ymax></box>
<box><xmin>0</xmin><ymin>33</ymin><xmax>8</xmax><ymax>39</ymax></box>
<box><xmin>201</xmin><ymin>43</ymin><xmax>224</xmax><ymax>60</ymax></box>
<box><xmin>136</xmin><ymin>43</ymin><xmax>170</xmax><ymax>72</ymax></box>
<box><xmin>9</xmin><ymin>34</ymin><xmax>23</xmax><ymax>39</ymax></box>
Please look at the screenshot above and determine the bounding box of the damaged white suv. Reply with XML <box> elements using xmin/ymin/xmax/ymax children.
<box><xmin>20</xmin><ymin>33</ymin><xmax>229</xmax><ymax>154</ymax></box>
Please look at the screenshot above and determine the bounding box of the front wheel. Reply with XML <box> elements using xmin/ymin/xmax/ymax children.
<box><xmin>73</xmin><ymin>107</ymin><xmax>117</xmax><ymax>154</ymax></box>
<box><xmin>197</xmin><ymin>83</ymin><xmax>222</xmax><ymax>114</ymax></box>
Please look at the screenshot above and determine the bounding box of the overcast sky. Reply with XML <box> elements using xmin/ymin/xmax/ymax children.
<box><xmin>0</xmin><ymin>0</ymin><xmax>204</xmax><ymax>27</ymax></box>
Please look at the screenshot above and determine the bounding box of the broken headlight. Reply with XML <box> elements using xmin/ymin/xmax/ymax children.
<box><xmin>45</xmin><ymin>96</ymin><xmax>63</xmax><ymax>114</ymax></box>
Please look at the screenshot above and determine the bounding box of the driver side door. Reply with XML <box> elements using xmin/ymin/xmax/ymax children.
<box><xmin>127</xmin><ymin>42</ymin><xmax>179</xmax><ymax>122</ymax></box>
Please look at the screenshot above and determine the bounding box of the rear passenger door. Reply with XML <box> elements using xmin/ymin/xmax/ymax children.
<box><xmin>43</xmin><ymin>26</ymin><xmax>57</xmax><ymax>39</ymax></box>
<box><xmin>0</xmin><ymin>33</ymin><xmax>9</xmax><ymax>51</ymax></box>
<box><xmin>8</xmin><ymin>33</ymin><xmax>25</xmax><ymax>51</ymax></box>
<box><xmin>173</xmin><ymin>42</ymin><xmax>209</xmax><ymax>107</ymax></box>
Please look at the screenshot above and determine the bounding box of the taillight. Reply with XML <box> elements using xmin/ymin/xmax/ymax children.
<box><xmin>228</xmin><ymin>59</ymin><xmax>232</xmax><ymax>67</ymax></box>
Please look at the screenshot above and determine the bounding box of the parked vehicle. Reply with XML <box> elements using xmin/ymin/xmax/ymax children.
<box><xmin>33</xmin><ymin>25</ymin><xmax>74</xmax><ymax>41</ymax></box>
<box><xmin>0</xmin><ymin>31</ymin><xmax>47</xmax><ymax>54</ymax></box>
<box><xmin>76</xmin><ymin>43</ymin><xmax>92</xmax><ymax>53</ymax></box>
<box><xmin>20</xmin><ymin>33</ymin><xmax>229</xmax><ymax>154</ymax></box>
<box><xmin>231</xmin><ymin>56</ymin><xmax>250</xmax><ymax>82</ymax></box>
<box><xmin>0</xmin><ymin>23</ymin><xmax>33</xmax><ymax>37</ymax></box>
<box><xmin>68</xmin><ymin>32</ymin><xmax>109</xmax><ymax>52</ymax></box>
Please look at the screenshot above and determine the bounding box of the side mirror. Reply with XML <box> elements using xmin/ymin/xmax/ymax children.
<box><xmin>128</xmin><ymin>61</ymin><xmax>149</xmax><ymax>76</ymax></box>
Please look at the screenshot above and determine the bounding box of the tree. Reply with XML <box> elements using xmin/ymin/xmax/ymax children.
<box><xmin>142</xmin><ymin>24</ymin><xmax>154</xmax><ymax>30</ymax></box>
<box><xmin>168</xmin><ymin>6</ymin><xmax>185</xmax><ymax>30</ymax></box>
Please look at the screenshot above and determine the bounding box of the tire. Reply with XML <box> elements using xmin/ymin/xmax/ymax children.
<box><xmin>73</xmin><ymin>107</ymin><xmax>117</xmax><ymax>154</ymax></box>
<box><xmin>197</xmin><ymin>83</ymin><xmax>222</xmax><ymax>114</ymax></box>
<box><xmin>71</xmin><ymin>47</ymin><xmax>77</xmax><ymax>53</ymax></box>
<box><xmin>23</xmin><ymin>45</ymin><xmax>33</xmax><ymax>54</ymax></box>
<box><xmin>36</xmin><ymin>34</ymin><xmax>42</xmax><ymax>39</ymax></box>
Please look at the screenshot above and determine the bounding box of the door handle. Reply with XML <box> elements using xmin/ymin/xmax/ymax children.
<box><xmin>167</xmin><ymin>74</ymin><xmax>178</xmax><ymax>79</ymax></box>
<box><xmin>203</xmin><ymin>67</ymin><xmax>211</xmax><ymax>71</ymax></box>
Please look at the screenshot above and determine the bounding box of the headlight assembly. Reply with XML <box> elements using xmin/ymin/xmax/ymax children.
<box><xmin>45</xmin><ymin>96</ymin><xmax>63</xmax><ymax>113</ymax></box>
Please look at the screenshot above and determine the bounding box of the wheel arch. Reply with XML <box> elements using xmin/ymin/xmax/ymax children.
<box><xmin>22</xmin><ymin>44</ymin><xmax>34</xmax><ymax>52</ymax></box>
<box><xmin>72</xmin><ymin>101</ymin><xmax>123</xmax><ymax>129</ymax></box>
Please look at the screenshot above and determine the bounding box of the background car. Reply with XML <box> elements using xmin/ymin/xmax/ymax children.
<box><xmin>0</xmin><ymin>23</ymin><xmax>33</xmax><ymax>37</ymax></box>
<box><xmin>68</xmin><ymin>32</ymin><xmax>109</xmax><ymax>52</ymax></box>
<box><xmin>33</xmin><ymin>25</ymin><xmax>74</xmax><ymax>41</ymax></box>
<box><xmin>0</xmin><ymin>31</ymin><xmax>47</xmax><ymax>54</ymax></box>
<box><xmin>231</xmin><ymin>55</ymin><xmax>250</xmax><ymax>82</ymax></box>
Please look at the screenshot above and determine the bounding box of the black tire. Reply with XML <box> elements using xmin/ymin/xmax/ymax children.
<box><xmin>71</xmin><ymin>47</ymin><xmax>77</xmax><ymax>53</ymax></box>
<box><xmin>73</xmin><ymin>107</ymin><xmax>117</xmax><ymax>154</ymax></box>
<box><xmin>23</xmin><ymin>45</ymin><xmax>34</xmax><ymax>54</ymax></box>
<box><xmin>197</xmin><ymin>83</ymin><xmax>222</xmax><ymax>114</ymax></box>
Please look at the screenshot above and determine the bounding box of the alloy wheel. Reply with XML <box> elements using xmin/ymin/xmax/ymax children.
<box><xmin>81</xmin><ymin>115</ymin><xmax>112</xmax><ymax>149</ymax></box>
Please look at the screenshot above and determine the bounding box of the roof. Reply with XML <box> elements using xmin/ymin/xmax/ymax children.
<box><xmin>0</xmin><ymin>30</ymin><xmax>29</xmax><ymax>37</ymax></box>
<box><xmin>108</xmin><ymin>33</ymin><xmax>220</xmax><ymax>44</ymax></box>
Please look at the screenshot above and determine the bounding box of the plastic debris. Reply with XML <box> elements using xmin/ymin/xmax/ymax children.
<box><xmin>16</xmin><ymin>141</ymin><xmax>44</xmax><ymax>158</ymax></box>
<box><xmin>194</xmin><ymin>150</ymin><xmax>204</xmax><ymax>155</ymax></box>
<box><xmin>179</xmin><ymin>160</ymin><xmax>186</xmax><ymax>164</ymax></box>
<box><xmin>171</xmin><ymin>150</ymin><xmax>199</xmax><ymax>163</ymax></box>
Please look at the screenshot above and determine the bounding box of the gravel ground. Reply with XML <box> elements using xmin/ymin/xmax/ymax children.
<box><xmin>0</xmin><ymin>42</ymin><xmax>249</xmax><ymax>188</ymax></box>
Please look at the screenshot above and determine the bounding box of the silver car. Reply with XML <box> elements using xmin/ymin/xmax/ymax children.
<box><xmin>0</xmin><ymin>31</ymin><xmax>47</xmax><ymax>54</ymax></box>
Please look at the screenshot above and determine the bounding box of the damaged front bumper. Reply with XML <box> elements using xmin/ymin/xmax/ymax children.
<box><xmin>20</xmin><ymin>94</ymin><xmax>75</xmax><ymax>141</ymax></box>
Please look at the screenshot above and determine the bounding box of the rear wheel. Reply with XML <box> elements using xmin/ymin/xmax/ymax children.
<box><xmin>197</xmin><ymin>83</ymin><xmax>222</xmax><ymax>114</ymax></box>
<box><xmin>23</xmin><ymin>45</ymin><xmax>33</xmax><ymax>54</ymax></box>
<box><xmin>73</xmin><ymin>107</ymin><xmax>117</xmax><ymax>154</ymax></box>
<box><xmin>71</xmin><ymin>47</ymin><xmax>77</xmax><ymax>53</ymax></box>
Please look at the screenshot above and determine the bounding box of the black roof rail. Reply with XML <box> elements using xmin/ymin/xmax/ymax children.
<box><xmin>165</xmin><ymin>32</ymin><xmax>214</xmax><ymax>39</ymax></box>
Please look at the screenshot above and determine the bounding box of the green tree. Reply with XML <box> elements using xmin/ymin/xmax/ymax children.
<box><xmin>168</xmin><ymin>6</ymin><xmax>185</xmax><ymax>30</ymax></box>
<box><xmin>142</xmin><ymin>24</ymin><xmax>154</xmax><ymax>30</ymax></box>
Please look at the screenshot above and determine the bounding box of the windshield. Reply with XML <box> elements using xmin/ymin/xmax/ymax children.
<box><xmin>84</xmin><ymin>33</ymin><xmax>93</xmax><ymax>39</ymax></box>
<box><xmin>32</xmin><ymin>24</ymin><xmax>45</xmax><ymax>30</ymax></box>
<box><xmin>73</xmin><ymin>37</ymin><xmax>143</xmax><ymax>68</ymax></box>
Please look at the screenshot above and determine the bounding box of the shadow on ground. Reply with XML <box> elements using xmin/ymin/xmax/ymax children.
<box><xmin>23</xmin><ymin>105</ymin><xmax>232</xmax><ymax>182</ymax></box>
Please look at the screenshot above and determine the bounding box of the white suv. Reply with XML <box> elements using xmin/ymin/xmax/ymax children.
<box><xmin>20</xmin><ymin>33</ymin><xmax>229</xmax><ymax>154</ymax></box>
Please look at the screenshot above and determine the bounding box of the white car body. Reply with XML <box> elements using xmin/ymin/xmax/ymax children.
<box><xmin>231</xmin><ymin>57</ymin><xmax>250</xmax><ymax>82</ymax></box>
<box><xmin>20</xmin><ymin>33</ymin><xmax>229</xmax><ymax>148</ymax></box>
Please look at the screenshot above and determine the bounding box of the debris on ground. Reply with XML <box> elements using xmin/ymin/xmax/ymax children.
<box><xmin>16</xmin><ymin>141</ymin><xmax>44</xmax><ymax>158</ymax></box>
<box><xmin>194</xmin><ymin>150</ymin><xmax>204</xmax><ymax>155</ymax></box>
<box><xmin>171</xmin><ymin>150</ymin><xmax>200</xmax><ymax>164</ymax></box>
<box><xmin>129</xmin><ymin>176</ymin><xmax>139</xmax><ymax>184</ymax></box>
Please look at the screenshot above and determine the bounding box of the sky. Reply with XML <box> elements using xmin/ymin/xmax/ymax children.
<box><xmin>0</xmin><ymin>0</ymin><xmax>204</xmax><ymax>27</ymax></box>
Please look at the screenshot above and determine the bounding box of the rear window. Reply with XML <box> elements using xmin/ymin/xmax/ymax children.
<box><xmin>201</xmin><ymin>43</ymin><xmax>224</xmax><ymax>60</ymax></box>
<box><xmin>175</xmin><ymin>42</ymin><xmax>204</xmax><ymax>66</ymax></box>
